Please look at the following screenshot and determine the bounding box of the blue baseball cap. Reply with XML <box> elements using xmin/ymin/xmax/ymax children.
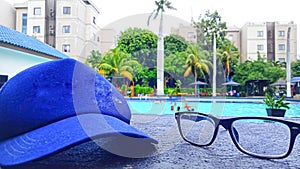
<box><xmin>0</xmin><ymin>58</ymin><xmax>157</xmax><ymax>166</ymax></box>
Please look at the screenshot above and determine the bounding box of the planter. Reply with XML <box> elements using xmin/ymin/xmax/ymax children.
<box><xmin>266</xmin><ymin>108</ymin><xmax>286</xmax><ymax>117</ymax></box>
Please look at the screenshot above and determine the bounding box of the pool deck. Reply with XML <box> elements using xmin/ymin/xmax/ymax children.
<box><xmin>6</xmin><ymin>114</ymin><xmax>300</xmax><ymax>169</ymax></box>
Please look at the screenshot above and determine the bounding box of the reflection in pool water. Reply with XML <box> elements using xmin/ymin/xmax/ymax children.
<box><xmin>127</xmin><ymin>100</ymin><xmax>300</xmax><ymax>117</ymax></box>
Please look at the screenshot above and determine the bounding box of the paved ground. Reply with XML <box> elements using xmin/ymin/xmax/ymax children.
<box><xmin>3</xmin><ymin>114</ymin><xmax>300</xmax><ymax>169</ymax></box>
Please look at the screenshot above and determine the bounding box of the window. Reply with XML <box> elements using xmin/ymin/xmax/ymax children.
<box><xmin>62</xmin><ymin>44</ymin><xmax>70</xmax><ymax>52</ymax></box>
<box><xmin>62</xmin><ymin>25</ymin><xmax>70</xmax><ymax>33</ymax></box>
<box><xmin>257</xmin><ymin>44</ymin><xmax>264</xmax><ymax>51</ymax></box>
<box><xmin>49</xmin><ymin>25</ymin><xmax>55</xmax><ymax>35</ymax></box>
<box><xmin>187</xmin><ymin>32</ymin><xmax>195</xmax><ymax>39</ymax></box>
<box><xmin>33</xmin><ymin>26</ymin><xmax>40</xmax><ymax>33</ymax></box>
<box><xmin>50</xmin><ymin>8</ymin><xmax>55</xmax><ymax>17</ymax></box>
<box><xmin>49</xmin><ymin>30</ymin><xmax>54</xmax><ymax>36</ymax></box>
<box><xmin>267</xmin><ymin>30</ymin><xmax>273</xmax><ymax>38</ymax></box>
<box><xmin>63</xmin><ymin>7</ymin><xmax>71</xmax><ymax>14</ymax></box>
<box><xmin>278</xmin><ymin>58</ymin><xmax>285</xmax><ymax>62</ymax></box>
<box><xmin>228</xmin><ymin>34</ymin><xmax>233</xmax><ymax>42</ymax></box>
<box><xmin>93</xmin><ymin>16</ymin><xmax>96</xmax><ymax>24</ymax></box>
<box><xmin>257</xmin><ymin>31</ymin><xmax>264</xmax><ymax>37</ymax></box>
<box><xmin>22</xmin><ymin>13</ymin><xmax>27</xmax><ymax>34</ymax></box>
<box><xmin>34</xmin><ymin>7</ymin><xmax>41</xmax><ymax>15</ymax></box>
<box><xmin>93</xmin><ymin>33</ymin><xmax>96</xmax><ymax>41</ymax></box>
<box><xmin>278</xmin><ymin>30</ymin><xmax>285</xmax><ymax>37</ymax></box>
<box><xmin>278</xmin><ymin>44</ymin><xmax>285</xmax><ymax>50</ymax></box>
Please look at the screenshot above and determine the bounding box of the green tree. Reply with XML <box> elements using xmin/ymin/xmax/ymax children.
<box><xmin>183</xmin><ymin>43</ymin><xmax>212</xmax><ymax>93</ymax></box>
<box><xmin>234</xmin><ymin>55</ymin><xmax>285</xmax><ymax>85</ymax></box>
<box><xmin>217</xmin><ymin>39</ymin><xmax>240</xmax><ymax>81</ymax></box>
<box><xmin>134</xmin><ymin>68</ymin><xmax>157</xmax><ymax>87</ymax></box>
<box><xmin>164</xmin><ymin>52</ymin><xmax>186</xmax><ymax>87</ymax></box>
<box><xmin>164</xmin><ymin>34</ymin><xmax>188</xmax><ymax>56</ymax></box>
<box><xmin>292</xmin><ymin>60</ymin><xmax>300</xmax><ymax>77</ymax></box>
<box><xmin>194</xmin><ymin>10</ymin><xmax>227</xmax><ymax>49</ymax></box>
<box><xmin>271</xmin><ymin>60</ymin><xmax>286</xmax><ymax>68</ymax></box>
<box><xmin>85</xmin><ymin>50</ymin><xmax>102</xmax><ymax>70</ymax></box>
<box><xmin>98</xmin><ymin>47</ymin><xmax>141</xmax><ymax>82</ymax></box>
<box><xmin>117</xmin><ymin>28</ymin><xmax>157</xmax><ymax>68</ymax></box>
<box><xmin>148</xmin><ymin>0</ymin><xmax>176</xmax><ymax>95</ymax></box>
<box><xmin>164</xmin><ymin>52</ymin><xmax>185</xmax><ymax>77</ymax></box>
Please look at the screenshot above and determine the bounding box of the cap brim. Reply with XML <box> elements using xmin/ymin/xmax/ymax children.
<box><xmin>0</xmin><ymin>114</ymin><xmax>158</xmax><ymax>166</ymax></box>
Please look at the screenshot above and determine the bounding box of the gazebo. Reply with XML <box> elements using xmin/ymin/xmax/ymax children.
<box><xmin>245</xmin><ymin>79</ymin><xmax>270</xmax><ymax>96</ymax></box>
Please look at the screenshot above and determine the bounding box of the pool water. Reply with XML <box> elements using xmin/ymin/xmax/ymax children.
<box><xmin>127</xmin><ymin>100</ymin><xmax>300</xmax><ymax>117</ymax></box>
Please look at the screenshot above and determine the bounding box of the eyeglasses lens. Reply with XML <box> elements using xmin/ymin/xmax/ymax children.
<box><xmin>179</xmin><ymin>113</ymin><xmax>216</xmax><ymax>145</ymax></box>
<box><xmin>232</xmin><ymin>119</ymin><xmax>291</xmax><ymax>157</ymax></box>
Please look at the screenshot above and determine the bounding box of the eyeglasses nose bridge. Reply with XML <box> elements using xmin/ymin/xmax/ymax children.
<box><xmin>215</xmin><ymin>118</ymin><xmax>232</xmax><ymax>131</ymax></box>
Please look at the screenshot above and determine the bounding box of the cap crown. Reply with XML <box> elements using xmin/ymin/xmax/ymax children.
<box><xmin>0</xmin><ymin>59</ymin><xmax>131</xmax><ymax>141</ymax></box>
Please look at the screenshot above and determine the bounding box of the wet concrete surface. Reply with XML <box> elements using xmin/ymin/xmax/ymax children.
<box><xmin>2</xmin><ymin>114</ymin><xmax>300</xmax><ymax>169</ymax></box>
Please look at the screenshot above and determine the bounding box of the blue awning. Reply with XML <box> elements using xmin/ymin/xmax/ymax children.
<box><xmin>291</xmin><ymin>77</ymin><xmax>300</xmax><ymax>83</ymax></box>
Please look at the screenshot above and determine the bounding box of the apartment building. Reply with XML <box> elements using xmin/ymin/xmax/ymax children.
<box><xmin>171</xmin><ymin>24</ymin><xmax>197</xmax><ymax>43</ymax></box>
<box><xmin>239</xmin><ymin>21</ymin><xmax>297</xmax><ymax>62</ymax></box>
<box><xmin>14</xmin><ymin>0</ymin><xmax>101</xmax><ymax>62</ymax></box>
<box><xmin>225</xmin><ymin>25</ymin><xmax>241</xmax><ymax>52</ymax></box>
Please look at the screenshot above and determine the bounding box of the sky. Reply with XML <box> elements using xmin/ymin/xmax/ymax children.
<box><xmin>94</xmin><ymin>0</ymin><xmax>299</xmax><ymax>28</ymax></box>
<box><xmin>9</xmin><ymin>0</ymin><xmax>300</xmax><ymax>51</ymax></box>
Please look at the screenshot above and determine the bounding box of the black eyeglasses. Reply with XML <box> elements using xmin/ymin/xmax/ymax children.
<box><xmin>175</xmin><ymin>112</ymin><xmax>300</xmax><ymax>159</ymax></box>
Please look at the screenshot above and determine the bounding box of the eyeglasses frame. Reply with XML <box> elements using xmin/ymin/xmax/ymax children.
<box><xmin>175</xmin><ymin>111</ymin><xmax>300</xmax><ymax>159</ymax></box>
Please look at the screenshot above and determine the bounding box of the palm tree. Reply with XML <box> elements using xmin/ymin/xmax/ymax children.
<box><xmin>184</xmin><ymin>43</ymin><xmax>212</xmax><ymax>94</ymax></box>
<box><xmin>147</xmin><ymin>0</ymin><xmax>176</xmax><ymax>95</ymax></box>
<box><xmin>98</xmin><ymin>47</ymin><xmax>141</xmax><ymax>82</ymax></box>
<box><xmin>85</xmin><ymin>50</ymin><xmax>102</xmax><ymax>70</ymax></box>
<box><xmin>217</xmin><ymin>41</ymin><xmax>239</xmax><ymax>82</ymax></box>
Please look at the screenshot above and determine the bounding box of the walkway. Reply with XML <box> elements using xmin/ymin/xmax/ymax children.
<box><xmin>6</xmin><ymin>115</ymin><xmax>300</xmax><ymax>169</ymax></box>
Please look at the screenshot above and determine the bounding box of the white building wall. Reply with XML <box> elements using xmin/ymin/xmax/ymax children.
<box><xmin>82</xmin><ymin>1</ymin><xmax>100</xmax><ymax>60</ymax></box>
<box><xmin>274</xmin><ymin>22</ymin><xmax>297</xmax><ymax>62</ymax></box>
<box><xmin>240</xmin><ymin>26</ymin><xmax>248</xmax><ymax>62</ymax></box>
<box><xmin>241</xmin><ymin>23</ymin><xmax>268</xmax><ymax>61</ymax></box>
<box><xmin>27</xmin><ymin>0</ymin><xmax>45</xmax><ymax>42</ymax></box>
<box><xmin>0</xmin><ymin>0</ymin><xmax>16</xmax><ymax>29</ymax></box>
<box><xmin>225</xmin><ymin>26</ymin><xmax>241</xmax><ymax>52</ymax></box>
<box><xmin>0</xmin><ymin>46</ymin><xmax>50</xmax><ymax>79</ymax></box>
<box><xmin>15</xmin><ymin>4</ymin><xmax>28</xmax><ymax>34</ymax></box>
<box><xmin>170</xmin><ymin>24</ymin><xmax>197</xmax><ymax>43</ymax></box>
<box><xmin>99</xmin><ymin>28</ymin><xmax>117</xmax><ymax>54</ymax></box>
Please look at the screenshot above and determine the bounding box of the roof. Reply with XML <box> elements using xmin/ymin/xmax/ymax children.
<box><xmin>0</xmin><ymin>25</ymin><xmax>68</xmax><ymax>59</ymax></box>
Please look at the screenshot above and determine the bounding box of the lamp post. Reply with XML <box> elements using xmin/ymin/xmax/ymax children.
<box><xmin>212</xmin><ymin>33</ymin><xmax>217</xmax><ymax>97</ymax></box>
<box><xmin>156</xmin><ymin>13</ymin><xmax>164</xmax><ymax>96</ymax></box>
<box><xmin>286</xmin><ymin>27</ymin><xmax>291</xmax><ymax>98</ymax></box>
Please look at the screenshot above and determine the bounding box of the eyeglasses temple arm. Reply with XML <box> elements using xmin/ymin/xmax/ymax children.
<box><xmin>232</xmin><ymin>127</ymin><xmax>239</xmax><ymax>142</ymax></box>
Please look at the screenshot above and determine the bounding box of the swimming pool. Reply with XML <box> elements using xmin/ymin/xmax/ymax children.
<box><xmin>127</xmin><ymin>100</ymin><xmax>300</xmax><ymax>117</ymax></box>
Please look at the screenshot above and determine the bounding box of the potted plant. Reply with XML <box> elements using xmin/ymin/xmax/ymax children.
<box><xmin>263</xmin><ymin>93</ymin><xmax>290</xmax><ymax>117</ymax></box>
